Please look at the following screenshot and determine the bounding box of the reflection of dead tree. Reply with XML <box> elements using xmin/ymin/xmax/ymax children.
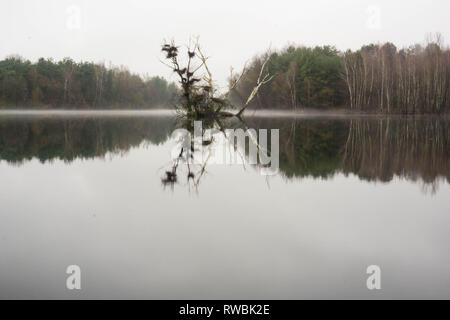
<box><xmin>161</xmin><ymin>147</ymin><xmax>184</xmax><ymax>190</ymax></box>
<box><xmin>161</xmin><ymin>143</ymin><xmax>212</xmax><ymax>192</ymax></box>
<box><xmin>160</xmin><ymin>120</ymin><xmax>213</xmax><ymax>191</ymax></box>
<box><xmin>160</xmin><ymin>117</ymin><xmax>268</xmax><ymax>192</ymax></box>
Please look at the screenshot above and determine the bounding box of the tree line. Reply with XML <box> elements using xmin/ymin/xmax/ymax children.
<box><xmin>2</xmin><ymin>34</ymin><xmax>449</xmax><ymax>113</ymax></box>
<box><xmin>0</xmin><ymin>56</ymin><xmax>178</xmax><ymax>108</ymax></box>
<box><xmin>230</xmin><ymin>35</ymin><xmax>450</xmax><ymax>114</ymax></box>
<box><xmin>342</xmin><ymin>36</ymin><xmax>450</xmax><ymax>113</ymax></box>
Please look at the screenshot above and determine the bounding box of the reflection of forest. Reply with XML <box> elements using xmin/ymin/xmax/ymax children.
<box><xmin>341</xmin><ymin>118</ymin><xmax>450</xmax><ymax>187</ymax></box>
<box><xmin>0</xmin><ymin>116</ymin><xmax>175</xmax><ymax>163</ymax></box>
<box><xmin>245</xmin><ymin>117</ymin><xmax>450</xmax><ymax>186</ymax></box>
<box><xmin>0</xmin><ymin>116</ymin><xmax>448</xmax><ymax>187</ymax></box>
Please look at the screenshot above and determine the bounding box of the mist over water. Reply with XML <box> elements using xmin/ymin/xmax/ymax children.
<box><xmin>0</xmin><ymin>109</ymin><xmax>174</xmax><ymax>117</ymax></box>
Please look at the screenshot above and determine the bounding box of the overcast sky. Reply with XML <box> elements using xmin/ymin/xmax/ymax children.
<box><xmin>1</xmin><ymin>0</ymin><xmax>449</xmax><ymax>89</ymax></box>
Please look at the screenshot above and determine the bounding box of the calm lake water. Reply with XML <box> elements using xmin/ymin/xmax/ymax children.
<box><xmin>0</xmin><ymin>110</ymin><xmax>449</xmax><ymax>299</ymax></box>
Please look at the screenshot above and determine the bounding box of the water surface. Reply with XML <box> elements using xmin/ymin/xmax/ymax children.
<box><xmin>0</xmin><ymin>111</ymin><xmax>449</xmax><ymax>299</ymax></box>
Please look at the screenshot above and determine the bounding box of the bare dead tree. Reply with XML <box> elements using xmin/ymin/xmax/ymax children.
<box><xmin>161</xmin><ymin>39</ymin><xmax>274</xmax><ymax>118</ymax></box>
<box><xmin>236</xmin><ymin>54</ymin><xmax>275</xmax><ymax>117</ymax></box>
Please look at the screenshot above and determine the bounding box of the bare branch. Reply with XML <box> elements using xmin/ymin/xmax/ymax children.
<box><xmin>196</xmin><ymin>45</ymin><xmax>214</xmax><ymax>95</ymax></box>
<box><xmin>226</xmin><ymin>62</ymin><xmax>248</xmax><ymax>99</ymax></box>
<box><xmin>236</xmin><ymin>54</ymin><xmax>274</xmax><ymax>117</ymax></box>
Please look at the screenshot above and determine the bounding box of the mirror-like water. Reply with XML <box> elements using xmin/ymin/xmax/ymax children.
<box><xmin>0</xmin><ymin>111</ymin><xmax>449</xmax><ymax>299</ymax></box>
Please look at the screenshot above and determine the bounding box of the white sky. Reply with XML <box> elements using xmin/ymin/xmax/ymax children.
<box><xmin>1</xmin><ymin>0</ymin><xmax>450</xmax><ymax>89</ymax></box>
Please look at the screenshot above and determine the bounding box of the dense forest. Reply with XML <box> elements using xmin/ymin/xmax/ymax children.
<box><xmin>230</xmin><ymin>46</ymin><xmax>346</xmax><ymax>110</ymax></box>
<box><xmin>1</xmin><ymin>35</ymin><xmax>449</xmax><ymax>113</ymax></box>
<box><xmin>230</xmin><ymin>35</ymin><xmax>450</xmax><ymax>114</ymax></box>
<box><xmin>0</xmin><ymin>56</ymin><xmax>178</xmax><ymax>108</ymax></box>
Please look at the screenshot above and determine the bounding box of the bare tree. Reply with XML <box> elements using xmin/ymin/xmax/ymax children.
<box><xmin>161</xmin><ymin>39</ymin><xmax>275</xmax><ymax>118</ymax></box>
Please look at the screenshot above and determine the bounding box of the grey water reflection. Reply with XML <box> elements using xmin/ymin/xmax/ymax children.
<box><xmin>0</xmin><ymin>112</ymin><xmax>449</xmax><ymax>299</ymax></box>
<box><xmin>1</xmin><ymin>114</ymin><xmax>448</xmax><ymax>189</ymax></box>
